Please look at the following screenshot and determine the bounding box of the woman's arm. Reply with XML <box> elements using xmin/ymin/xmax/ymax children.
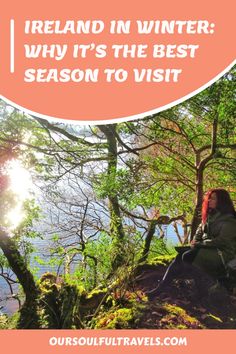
<box><xmin>199</xmin><ymin>222</ymin><xmax>236</xmax><ymax>249</ymax></box>
<box><xmin>192</xmin><ymin>223</ymin><xmax>204</xmax><ymax>243</ymax></box>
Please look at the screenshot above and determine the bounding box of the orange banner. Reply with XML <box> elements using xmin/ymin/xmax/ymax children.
<box><xmin>0</xmin><ymin>329</ymin><xmax>235</xmax><ymax>354</ymax></box>
<box><xmin>0</xmin><ymin>0</ymin><xmax>235</xmax><ymax>122</ymax></box>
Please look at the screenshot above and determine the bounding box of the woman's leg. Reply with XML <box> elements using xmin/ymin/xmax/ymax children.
<box><xmin>182</xmin><ymin>248</ymin><xmax>199</xmax><ymax>264</ymax></box>
<box><xmin>161</xmin><ymin>253</ymin><xmax>184</xmax><ymax>282</ymax></box>
<box><xmin>147</xmin><ymin>249</ymin><xmax>200</xmax><ymax>299</ymax></box>
<box><xmin>147</xmin><ymin>254</ymin><xmax>183</xmax><ymax>298</ymax></box>
<box><xmin>161</xmin><ymin>249</ymin><xmax>199</xmax><ymax>283</ymax></box>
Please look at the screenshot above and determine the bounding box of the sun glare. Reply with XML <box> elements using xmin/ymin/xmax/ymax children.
<box><xmin>5</xmin><ymin>160</ymin><xmax>33</xmax><ymax>229</ymax></box>
<box><xmin>6</xmin><ymin>207</ymin><xmax>25</xmax><ymax>230</ymax></box>
<box><xmin>8</xmin><ymin>160</ymin><xmax>32</xmax><ymax>200</ymax></box>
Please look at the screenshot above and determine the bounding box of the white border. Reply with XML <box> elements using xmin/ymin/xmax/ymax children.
<box><xmin>1</xmin><ymin>59</ymin><xmax>235</xmax><ymax>125</ymax></box>
<box><xmin>10</xmin><ymin>19</ymin><xmax>15</xmax><ymax>73</ymax></box>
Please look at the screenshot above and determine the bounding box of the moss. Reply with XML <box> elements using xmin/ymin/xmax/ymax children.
<box><xmin>80</xmin><ymin>288</ymin><xmax>108</xmax><ymax>310</ymax></box>
<box><xmin>200</xmin><ymin>313</ymin><xmax>224</xmax><ymax>328</ymax></box>
<box><xmin>95</xmin><ymin>307</ymin><xmax>135</xmax><ymax>329</ymax></box>
<box><xmin>206</xmin><ymin>314</ymin><xmax>223</xmax><ymax>323</ymax></box>
<box><xmin>58</xmin><ymin>283</ymin><xmax>81</xmax><ymax>329</ymax></box>
<box><xmin>63</xmin><ymin>274</ymin><xmax>86</xmax><ymax>294</ymax></box>
<box><xmin>112</xmin><ymin>289</ymin><xmax>147</xmax><ymax>307</ymax></box>
<box><xmin>38</xmin><ymin>272</ymin><xmax>57</xmax><ymax>284</ymax></box>
<box><xmin>176</xmin><ymin>324</ymin><xmax>189</xmax><ymax>329</ymax></box>
<box><xmin>149</xmin><ymin>254</ymin><xmax>175</xmax><ymax>267</ymax></box>
<box><xmin>36</xmin><ymin>272</ymin><xmax>84</xmax><ymax>329</ymax></box>
<box><xmin>92</xmin><ymin>292</ymin><xmax>146</xmax><ymax>329</ymax></box>
<box><xmin>86</xmin><ymin>288</ymin><xmax>108</xmax><ymax>299</ymax></box>
<box><xmin>160</xmin><ymin>303</ymin><xmax>204</xmax><ymax>329</ymax></box>
<box><xmin>0</xmin><ymin>312</ymin><xmax>20</xmax><ymax>329</ymax></box>
<box><xmin>0</xmin><ymin>315</ymin><xmax>8</xmax><ymax>329</ymax></box>
<box><xmin>208</xmin><ymin>314</ymin><xmax>223</xmax><ymax>322</ymax></box>
<box><xmin>8</xmin><ymin>312</ymin><xmax>21</xmax><ymax>328</ymax></box>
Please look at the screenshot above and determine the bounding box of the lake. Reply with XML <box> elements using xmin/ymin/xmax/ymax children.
<box><xmin>0</xmin><ymin>225</ymin><xmax>181</xmax><ymax>315</ymax></box>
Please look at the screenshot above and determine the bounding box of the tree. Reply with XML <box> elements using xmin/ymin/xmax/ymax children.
<box><xmin>121</xmin><ymin>69</ymin><xmax>236</xmax><ymax>239</ymax></box>
<box><xmin>0</xmin><ymin>67</ymin><xmax>235</xmax><ymax>317</ymax></box>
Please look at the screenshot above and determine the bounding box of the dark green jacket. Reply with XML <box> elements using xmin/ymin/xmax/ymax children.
<box><xmin>192</xmin><ymin>212</ymin><xmax>236</xmax><ymax>277</ymax></box>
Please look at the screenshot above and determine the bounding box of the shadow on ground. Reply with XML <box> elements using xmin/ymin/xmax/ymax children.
<box><xmin>132</xmin><ymin>264</ymin><xmax>236</xmax><ymax>329</ymax></box>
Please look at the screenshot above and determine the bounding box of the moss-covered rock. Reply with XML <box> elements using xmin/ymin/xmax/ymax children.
<box><xmin>0</xmin><ymin>312</ymin><xmax>21</xmax><ymax>329</ymax></box>
<box><xmin>95</xmin><ymin>307</ymin><xmax>137</xmax><ymax>329</ymax></box>
<box><xmin>159</xmin><ymin>303</ymin><xmax>204</xmax><ymax>329</ymax></box>
<box><xmin>149</xmin><ymin>254</ymin><xmax>176</xmax><ymax>267</ymax></box>
<box><xmin>37</xmin><ymin>272</ymin><xmax>84</xmax><ymax>329</ymax></box>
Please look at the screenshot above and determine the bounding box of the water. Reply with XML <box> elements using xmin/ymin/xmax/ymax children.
<box><xmin>0</xmin><ymin>225</ymin><xmax>182</xmax><ymax>315</ymax></box>
<box><xmin>0</xmin><ymin>280</ymin><xmax>19</xmax><ymax>316</ymax></box>
<box><xmin>0</xmin><ymin>236</ymin><xmax>56</xmax><ymax>316</ymax></box>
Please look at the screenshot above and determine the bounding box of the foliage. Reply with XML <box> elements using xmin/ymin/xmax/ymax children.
<box><xmin>147</xmin><ymin>238</ymin><xmax>176</xmax><ymax>262</ymax></box>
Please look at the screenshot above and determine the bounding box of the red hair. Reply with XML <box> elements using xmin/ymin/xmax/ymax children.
<box><xmin>202</xmin><ymin>188</ymin><xmax>236</xmax><ymax>224</ymax></box>
<box><xmin>201</xmin><ymin>190</ymin><xmax>212</xmax><ymax>224</ymax></box>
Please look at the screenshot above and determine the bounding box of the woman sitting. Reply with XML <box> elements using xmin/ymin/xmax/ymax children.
<box><xmin>148</xmin><ymin>188</ymin><xmax>236</xmax><ymax>299</ymax></box>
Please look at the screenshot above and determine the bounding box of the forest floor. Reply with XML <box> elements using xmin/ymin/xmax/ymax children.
<box><xmin>130</xmin><ymin>264</ymin><xmax>236</xmax><ymax>329</ymax></box>
<box><xmin>1</xmin><ymin>262</ymin><xmax>236</xmax><ymax>329</ymax></box>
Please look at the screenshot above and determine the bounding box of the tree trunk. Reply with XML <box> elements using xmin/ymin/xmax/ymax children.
<box><xmin>190</xmin><ymin>167</ymin><xmax>204</xmax><ymax>239</ymax></box>
<box><xmin>0</xmin><ymin>227</ymin><xmax>39</xmax><ymax>328</ymax></box>
<box><xmin>138</xmin><ymin>220</ymin><xmax>157</xmax><ymax>263</ymax></box>
<box><xmin>98</xmin><ymin>125</ymin><xmax>125</xmax><ymax>269</ymax></box>
<box><xmin>191</xmin><ymin>116</ymin><xmax>218</xmax><ymax>239</ymax></box>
